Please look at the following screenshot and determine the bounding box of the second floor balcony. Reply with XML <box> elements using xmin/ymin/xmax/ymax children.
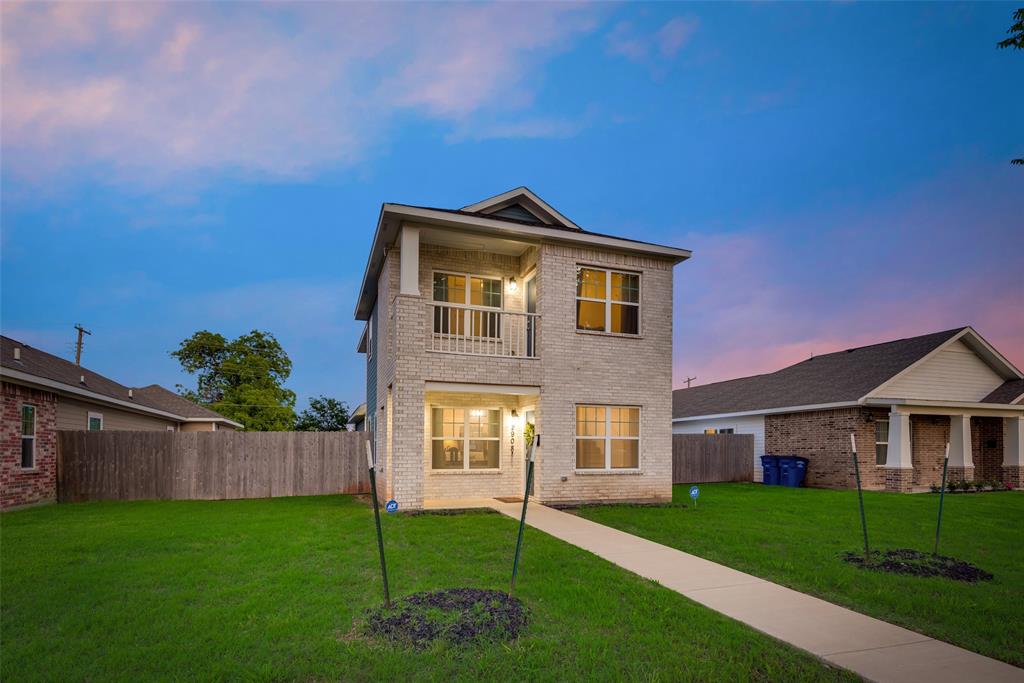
<box><xmin>427</xmin><ymin>302</ymin><xmax>539</xmax><ymax>359</ymax></box>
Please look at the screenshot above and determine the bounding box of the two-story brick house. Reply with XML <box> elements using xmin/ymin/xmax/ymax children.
<box><xmin>354</xmin><ymin>188</ymin><xmax>690</xmax><ymax>509</ymax></box>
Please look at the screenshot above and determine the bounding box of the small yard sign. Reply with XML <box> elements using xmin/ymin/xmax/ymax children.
<box><xmin>690</xmin><ymin>486</ymin><xmax>700</xmax><ymax>508</ymax></box>
<box><xmin>385</xmin><ymin>499</ymin><xmax>398</xmax><ymax>513</ymax></box>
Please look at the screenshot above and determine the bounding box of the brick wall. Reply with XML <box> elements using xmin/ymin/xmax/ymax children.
<box><xmin>1</xmin><ymin>382</ymin><xmax>58</xmax><ymax>509</ymax></box>
<box><xmin>765</xmin><ymin>407</ymin><xmax>886</xmax><ymax>489</ymax></box>
<box><xmin>373</xmin><ymin>239</ymin><xmax>676</xmax><ymax>508</ymax></box>
<box><xmin>973</xmin><ymin>416</ymin><xmax>1004</xmax><ymax>482</ymax></box>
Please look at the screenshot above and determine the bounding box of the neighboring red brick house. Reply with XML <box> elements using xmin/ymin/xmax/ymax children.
<box><xmin>1</xmin><ymin>336</ymin><xmax>241</xmax><ymax>510</ymax></box>
<box><xmin>673</xmin><ymin>327</ymin><xmax>1024</xmax><ymax>492</ymax></box>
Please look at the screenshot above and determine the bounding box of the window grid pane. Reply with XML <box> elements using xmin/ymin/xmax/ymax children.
<box><xmin>576</xmin><ymin>439</ymin><xmax>606</xmax><ymax>469</ymax></box>
<box><xmin>611</xmin><ymin>272</ymin><xmax>639</xmax><ymax>303</ymax></box>
<box><xmin>610</xmin><ymin>303</ymin><xmax>639</xmax><ymax>334</ymax></box>
<box><xmin>576</xmin><ymin>300</ymin><xmax>606</xmax><ymax>332</ymax></box>
<box><xmin>21</xmin><ymin>405</ymin><xmax>35</xmax><ymax>436</ymax></box>
<box><xmin>576</xmin><ymin>268</ymin><xmax>606</xmax><ymax>299</ymax></box>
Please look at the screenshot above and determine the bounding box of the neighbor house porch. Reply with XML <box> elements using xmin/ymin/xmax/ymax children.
<box><xmin>874</xmin><ymin>402</ymin><xmax>1024</xmax><ymax>491</ymax></box>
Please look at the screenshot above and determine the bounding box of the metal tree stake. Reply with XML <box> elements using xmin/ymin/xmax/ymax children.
<box><xmin>365</xmin><ymin>440</ymin><xmax>391</xmax><ymax>608</ymax></box>
<box><xmin>850</xmin><ymin>433</ymin><xmax>870</xmax><ymax>560</ymax></box>
<box><xmin>934</xmin><ymin>442</ymin><xmax>950</xmax><ymax>556</ymax></box>
<box><xmin>509</xmin><ymin>433</ymin><xmax>538</xmax><ymax>598</ymax></box>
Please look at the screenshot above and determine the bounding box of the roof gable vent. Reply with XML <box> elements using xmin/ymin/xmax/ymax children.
<box><xmin>490</xmin><ymin>203</ymin><xmax>543</xmax><ymax>223</ymax></box>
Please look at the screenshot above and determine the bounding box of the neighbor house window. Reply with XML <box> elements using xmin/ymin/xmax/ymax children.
<box><xmin>875</xmin><ymin>420</ymin><xmax>889</xmax><ymax>465</ymax></box>
<box><xmin>575</xmin><ymin>405</ymin><xmax>640</xmax><ymax>470</ymax></box>
<box><xmin>576</xmin><ymin>267</ymin><xmax>640</xmax><ymax>334</ymax></box>
<box><xmin>431</xmin><ymin>407</ymin><xmax>501</xmax><ymax>470</ymax></box>
<box><xmin>21</xmin><ymin>404</ymin><xmax>36</xmax><ymax>469</ymax></box>
<box><xmin>433</xmin><ymin>272</ymin><xmax>502</xmax><ymax>338</ymax></box>
<box><xmin>88</xmin><ymin>412</ymin><xmax>103</xmax><ymax>431</ymax></box>
<box><xmin>717</xmin><ymin>428</ymin><xmax>735</xmax><ymax>434</ymax></box>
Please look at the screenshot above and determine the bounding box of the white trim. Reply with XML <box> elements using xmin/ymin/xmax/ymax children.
<box><xmin>87</xmin><ymin>411</ymin><xmax>104</xmax><ymax>431</ymax></box>
<box><xmin>863</xmin><ymin>398</ymin><xmax>1024</xmax><ymax>413</ymax></box>
<box><xmin>461</xmin><ymin>187</ymin><xmax>582</xmax><ymax>230</ymax></box>
<box><xmin>672</xmin><ymin>401</ymin><xmax>861</xmax><ymax>422</ymax></box>
<box><xmin>0</xmin><ymin>368</ymin><xmax>244</xmax><ymax>428</ymax></box>
<box><xmin>425</xmin><ymin>381</ymin><xmax>540</xmax><ymax>396</ymax></box>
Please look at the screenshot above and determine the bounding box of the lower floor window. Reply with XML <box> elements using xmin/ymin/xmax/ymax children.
<box><xmin>431</xmin><ymin>407</ymin><xmax>501</xmax><ymax>470</ymax></box>
<box><xmin>576</xmin><ymin>405</ymin><xmax>640</xmax><ymax>469</ymax></box>
<box><xmin>21</xmin><ymin>404</ymin><xmax>35</xmax><ymax>469</ymax></box>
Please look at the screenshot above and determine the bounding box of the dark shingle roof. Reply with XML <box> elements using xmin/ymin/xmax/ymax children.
<box><xmin>0</xmin><ymin>335</ymin><xmax>231</xmax><ymax>422</ymax></box>
<box><xmin>983</xmin><ymin>379</ymin><xmax>1024</xmax><ymax>405</ymax></box>
<box><xmin>131</xmin><ymin>384</ymin><xmax>228</xmax><ymax>419</ymax></box>
<box><xmin>673</xmin><ymin>328</ymin><xmax>968</xmax><ymax>418</ymax></box>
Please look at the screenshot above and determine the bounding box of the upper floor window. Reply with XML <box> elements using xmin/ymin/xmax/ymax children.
<box><xmin>431</xmin><ymin>407</ymin><xmax>501</xmax><ymax>470</ymax></box>
<box><xmin>433</xmin><ymin>272</ymin><xmax>502</xmax><ymax>338</ymax></box>
<box><xmin>21</xmin><ymin>404</ymin><xmax>36</xmax><ymax>469</ymax></box>
<box><xmin>576</xmin><ymin>405</ymin><xmax>640</xmax><ymax>470</ymax></box>
<box><xmin>576</xmin><ymin>267</ymin><xmax>640</xmax><ymax>335</ymax></box>
<box><xmin>88</xmin><ymin>412</ymin><xmax>103</xmax><ymax>431</ymax></box>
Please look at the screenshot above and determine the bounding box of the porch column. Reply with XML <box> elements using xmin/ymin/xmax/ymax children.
<box><xmin>948</xmin><ymin>414</ymin><xmax>974</xmax><ymax>482</ymax></box>
<box><xmin>399</xmin><ymin>226</ymin><xmax>420</xmax><ymax>296</ymax></box>
<box><xmin>885</xmin><ymin>409</ymin><xmax>913</xmax><ymax>492</ymax></box>
<box><xmin>1003</xmin><ymin>415</ymin><xmax>1024</xmax><ymax>487</ymax></box>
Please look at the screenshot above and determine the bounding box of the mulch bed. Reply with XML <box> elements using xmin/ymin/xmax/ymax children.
<box><xmin>842</xmin><ymin>548</ymin><xmax>993</xmax><ymax>582</ymax></box>
<box><xmin>361</xmin><ymin>588</ymin><xmax>528</xmax><ymax>648</ymax></box>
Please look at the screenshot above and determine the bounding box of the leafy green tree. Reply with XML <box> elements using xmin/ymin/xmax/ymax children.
<box><xmin>295</xmin><ymin>396</ymin><xmax>351</xmax><ymax>432</ymax></box>
<box><xmin>171</xmin><ymin>330</ymin><xmax>296</xmax><ymax>431</ymax></box>
<box><xmin>999</xmin><ymin>8</ymin><xmax>1024</xmax><ymax>165</ymax></box>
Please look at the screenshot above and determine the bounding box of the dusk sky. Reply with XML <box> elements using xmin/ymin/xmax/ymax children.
<box><xmin>2</xmin><ymin>1</ymin><xmax>1021</xmax><ymax>410</ymax></box>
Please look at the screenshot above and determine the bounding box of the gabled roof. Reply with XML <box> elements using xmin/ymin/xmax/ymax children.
<box><xmin>673</xmin><ymin>327</ymin><xmax>1023</xmax><ymax>419</ymax></box>
<box><xmin>354</xmin><ymin>187</ymin><xmax>691</xmax><ymax>320</ymax></box>
<box><xmin>460</xmin><ymin>186</ymin><xmax>582</xmax><ymax>230</ymax></box>
<box><xmin>0</xmin><ymin>335</ymin><xmax>241</xmax><ymax>427</ymax></box>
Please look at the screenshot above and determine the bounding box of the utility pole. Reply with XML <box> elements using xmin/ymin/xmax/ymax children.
<box><xmin>74</xmin><ymin>324</ymin><xmax>92</xmax><ymax>366</ymax></box>
<box><xmin>685</xmin><ymin>376</ymin><xmax>697</xmax><ymax>388</ymax></box>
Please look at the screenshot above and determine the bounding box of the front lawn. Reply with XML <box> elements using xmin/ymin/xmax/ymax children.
<box><xmin>1</xmin><ymin>496</ymin><xmax>854</xmax><ymax>682</ymax></box>
<box><xmin>577</xmin><ymin>484</ymin><xmax>1024</xmax><ymax>667</ymax></box>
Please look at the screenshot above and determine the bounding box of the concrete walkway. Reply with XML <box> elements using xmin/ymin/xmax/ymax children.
<box><xmin>478</xmin><ymin>499</ymin><xmax>1023</xmax><ymax>683</ymax></box>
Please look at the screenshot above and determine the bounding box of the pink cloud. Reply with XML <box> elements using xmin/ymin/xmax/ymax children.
<box><xmin>1</xmin><ymin>2</ymin><xmax>602</xmax><ymax>184</ymax></box>
<box><xmin>672</xmin><ymin>165</ymin><xmax>1024</xmax><ymax>388</ymax></box>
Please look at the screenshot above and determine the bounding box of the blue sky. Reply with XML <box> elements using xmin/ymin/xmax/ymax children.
<box><xmin>2</xmin><ymin>1</ymin><xmax>1021</xmax><ymax>411</ymax></box>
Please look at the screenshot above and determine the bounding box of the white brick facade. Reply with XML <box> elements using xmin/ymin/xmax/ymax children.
<box><xmin>367</xmin><ymin>223</ymin><xmax>678</xmax><ymax>509</ymax></box>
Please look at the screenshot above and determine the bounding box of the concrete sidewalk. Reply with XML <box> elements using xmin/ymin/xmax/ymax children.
<box><xmin>483</xmin><ymin>499</ymin><xmax>1022</xmax><ymax>683</ymax></box>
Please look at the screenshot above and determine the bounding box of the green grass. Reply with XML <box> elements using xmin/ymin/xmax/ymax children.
<box><xmin>0</xmin><ymin>496</ymin><xmax>855</xmax><ymax>682</ymax></box>
<box><xmin>577</xmin><ymin>484</ymin><xmax>1024</xmax><ymax>667</ymax></box>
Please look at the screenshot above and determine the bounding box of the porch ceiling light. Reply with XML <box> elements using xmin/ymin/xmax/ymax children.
<box><xmin>508</xmin><ymin>276</ymin><xmax>518</xmax><ymax>293</ymax></box>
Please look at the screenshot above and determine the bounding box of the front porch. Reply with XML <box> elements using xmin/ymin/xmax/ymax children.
<box><xmin>879</xmin><ymin>405</ymin><xmax>1023</xmax><ymax>492</ymax></box>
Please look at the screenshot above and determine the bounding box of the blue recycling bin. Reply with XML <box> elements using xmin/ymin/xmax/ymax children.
<box><xmin>760</xmin><ymin>455</ymin><xmax>781</xmax><ymax>485</ymax></box>
<box><xmin>780</xmin><ymin>456</ymin><xmax>809</xmax><ymax>487</ymax></box>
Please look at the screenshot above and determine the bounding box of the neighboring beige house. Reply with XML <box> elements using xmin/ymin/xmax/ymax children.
<box><xmin>1</xmin><ymin>335</ymin><xmax>241</xmax><ymax>509</ymax></box>
<box><xmin>673</xmin><ymin>327</ymin><xmax>1024</xmax><ymax>492</ymax></box>
<box><xmin>355</xmin><ymin>187</ymin><xmax>690</xmax><ymax>509</ymax></box>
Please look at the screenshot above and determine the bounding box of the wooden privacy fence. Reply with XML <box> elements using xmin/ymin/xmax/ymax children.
<box><xmin>56</xmin><ymin>430</ymin><xmax>371</xmax><ymax>503</ymax></box>
<box><xmin>672</xmin><ymin>433</ymin><xmax>754</xmax><ymax>484</ymax></box>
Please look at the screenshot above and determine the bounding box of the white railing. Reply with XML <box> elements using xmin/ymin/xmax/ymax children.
<box><xmin>428</xmin><ymin>303</ymin><xmax>539</xmax><ymax>358</ymax></box>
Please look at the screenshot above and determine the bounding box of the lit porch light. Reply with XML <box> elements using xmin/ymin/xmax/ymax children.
<box><xmin>508</xmin><ymin>277</ymin><xmax>518</xmax><ymax>293</ymax></box>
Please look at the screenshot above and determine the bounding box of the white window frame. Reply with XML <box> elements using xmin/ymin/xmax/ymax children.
<box><xmin>875</xmin><ymin>419</ymin><xmax>889</xmax><ymax>466</ymax></box>
<box><xmin>431</xmin><ymin>270</ymin><xmax>505</xmax><ymax>340</ymax></box>
<box><xmin>87</xmin><ymin>411</ymin><xmax>104</xmax><ymax>431</ymax></box>
<box><xmin>430</xmin><ymin>406</ymin><xmax>502</xmax><ymax>471</ymax></box>
<box><xmin>575</xmin><ymin>266</ymin><xmax>641</xmax><ymax>336</ymax></box>
<box><xmin>21</xmin><ymin>403</ymin><xmax>36</xmax><ymax>470</ymax></box>
<box><xmin>575</xmin><ymin>404</ymin><xmax>641</xmax><ymax>471</ymax></box>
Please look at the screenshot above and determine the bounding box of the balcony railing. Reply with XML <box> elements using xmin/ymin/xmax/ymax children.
<box><xmin>427</xmin><ymin>303</ymin><xmax>539</xmax><ymax>358</ymax></box>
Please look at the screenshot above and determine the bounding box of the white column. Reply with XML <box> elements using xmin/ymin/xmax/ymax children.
<box><xmin>399</xmin><ymin>226</ymin><xmax>420</xmax><ymax>296</ymax></box>
<box><xmin>886</xmin><ymin>409</ymin><xmax>913</xmax><ymax>468</ymax></box>
<box><xmin>1004</xmin><ymin>415</ymin><xmax>1024</xmax><ymax>467</ymax></box>
<box><xmin>948</xmin><ymin>414</ymin><xmax>973</xmax><ymax>467</ymax></box>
